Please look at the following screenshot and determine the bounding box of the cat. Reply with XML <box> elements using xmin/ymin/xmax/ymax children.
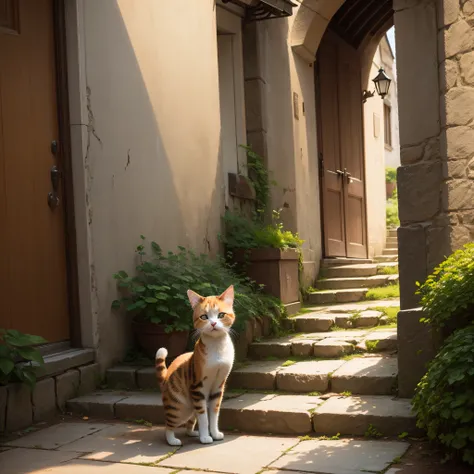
<box><xmin>155</xmin><ymin>285</ymin><xmax>236</xmax><ymax>446</ymax></box>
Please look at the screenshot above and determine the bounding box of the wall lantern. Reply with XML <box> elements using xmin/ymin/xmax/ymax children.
<box><xmin>362</xmin><ymin>68</ymin><xmax>392</xmax><ymax>103</ymax></box>
<box><xmin>221</xmin><ymin>0</ymin><xmax>296</xmax><ymax>21</ymax></box>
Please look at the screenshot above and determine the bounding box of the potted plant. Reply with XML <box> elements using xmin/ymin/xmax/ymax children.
<box><xmin>112</xmin><ymin>239</ymin><xmax>193</xmax><ymax>359</ymax></box>
<box><xmin>112</xmin><ymin>237</ymin><xmax>284</xmax><ymax>360</ymax></box>
<box><xmin>222</xmin><ymin>209</ymin><xmax>303</xmax><ymax>314</ymax></box>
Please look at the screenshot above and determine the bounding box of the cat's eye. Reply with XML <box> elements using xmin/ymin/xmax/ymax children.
<box><xmin>200</xmin><ymin>314</ymin><xmax>208</xmax><ymax>320</ymax></box>
<box><xmin>218</xmin><ymin>312</ymin><xmax>226</xmax><ymax>319</ymax></box>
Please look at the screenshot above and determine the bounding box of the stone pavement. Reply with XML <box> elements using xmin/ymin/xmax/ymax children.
<box><xmin>0</xmin><ymin>419</ymin><xmax>413</xmax><ymax>474</ymax></box>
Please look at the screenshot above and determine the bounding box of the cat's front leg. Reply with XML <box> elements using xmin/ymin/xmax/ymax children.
<box><xmin>195</xmin><ymin>406</ymin><xmax>213</xmax><ymax>444</ymax></box>
<box><xmin>208</xmin><ymin>379</ymin><xmax>227</xmax><ymax>441</ymax></box>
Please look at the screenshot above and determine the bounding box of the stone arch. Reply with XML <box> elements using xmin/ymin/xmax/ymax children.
<box><xmin>290</xmin><ymin>0</ymin><xmax>344</xmax><ymax>63</ymax></box>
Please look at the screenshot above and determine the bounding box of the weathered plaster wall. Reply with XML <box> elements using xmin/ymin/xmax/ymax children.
<box><xmin>66</xmin><ymin>0</ymin><xmax>223</xmax><ymax>368</ymax></box>
<box><xmin>363</xmin><ymin>47</ymin><xmax>388</xmax><ymax>258</ymax></box>
<box><xmin>244</xmin><ymin>12</ymin><xmax>324</xmax><ymax>287</ymax></box>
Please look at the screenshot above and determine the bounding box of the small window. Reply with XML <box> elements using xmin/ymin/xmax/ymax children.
<box><xmin>384</xmin><ymin>103</ymin><xmax>392</xmax><ymax>147</ymax></box>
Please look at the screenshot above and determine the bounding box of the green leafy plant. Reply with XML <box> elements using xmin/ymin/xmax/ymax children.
<box><xmin>412</xmin><ymin>325</ymin><xmax>474</xmax><ymax>465</ymax></box>
<box><xmin>386</xmin><ymin>188</ymin><xmax>400</xmax><ymax>228</ymax></box>
<box><xmin>364</xmin><ymin>424</ymin><xmax>383</xmax><ymax>439</ymax></box>
<box><xmin>222</xmin><ymin>209</ymin><xmax>303</xmax><ymax>252</ymax></box>
<box><xmin>112</xmin><ymin>237</ymin><xmax>283</xmax><ymax>333</ymax></box>
<box><xmin>0</xmin><ymin>329</ymin><xmax>46</xmax><ymax>389</ymax></box>
<box><xmin>385</xmin><ymin>167</ymin><xmax>397</xmax><ymax>183</ymax></box>
<box><xmin>240</xmin><ymin>145</ymin><xmax>276</xmax><ymax>221</ymax></box>
<box><xmin>417</xmin><ymin>243</ymin><xmax>474</xmax><ymax>330</ymax></box>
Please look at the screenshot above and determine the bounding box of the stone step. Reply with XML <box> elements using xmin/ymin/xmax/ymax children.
<box><xmin>66</xmin><ymin>391</ymin><xmax>417</xmax><ymax>436</ymax></box>
<box><xmin>323</xmin><ymin>264</ymin><xmax>378</xmax><ymax>279</ymax></box>
<box><xmin>229</xmin><ymin>355</ymin><xmax>397</xmax><ymax>395</ymax></box>
<box><xmin>376</xmin><ymin>262</ymin><xmax>399</xmax><ymax>273</ymax></box>
<box><xmin>294</xmin><ymin>310</ymin><xmax>390</xmax><ymax>332</ymax></box>
<box><xmin>248</xmin><ymin>328</ymin><xmax>397</xmax><ymax>359</ymax></box>
<box><xmin>106</xmin><ymin>366</ymin><xmax>156</xmax><ymax>390</ymax></box>
<box><xmin>316</xmin><ymin>275</ymin><xmax>397</xmax><ymax>290</ymax></box>
<box><xmin>383</xmin><ymin>248</ymin><xmax>399</xmax><ymax>255</ymax></box>
<box><xmin>387</xmin><ymin>229</ymin><xmax>398</xmax><ymax>238</ymax></box>
<box><xmin>375</xmin><ymin>255</ymin><xmax>398</xmax><ymax>263</ymax></box>
<box><xmin>386</xmin><ymin>236</ymin><xmax>398</xmax><ymax>246</ymax></box>
<box><xmin>321</xmin><ymin>258</ymin><xmax>373</xmax><ymax>267</ymax></box>
<box><xmin>307</xmin><ymin>288</ymin><xmax>368</xmax><ymax>305</ymax></box>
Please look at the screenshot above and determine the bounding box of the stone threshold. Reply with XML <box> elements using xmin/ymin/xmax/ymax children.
<box><xmin>66</xmin><ymin>390</ymin><xmax>418</xmax><ymax>437</ymax></box>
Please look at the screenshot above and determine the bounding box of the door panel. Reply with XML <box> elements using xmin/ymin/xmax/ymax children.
<box><xmin>317</xmin><ymin>31</ymin><xmax>368</xmax><ymax>259</ymax></box>
<box><xmin>0</xmin><ymin>0</ymin><xmax>70</xmax><ymax>342</ymax></box>
<box><xmin>317</xmin><ymin>35</ymin><xmax>346</xmax><ymax>256</ymax></box>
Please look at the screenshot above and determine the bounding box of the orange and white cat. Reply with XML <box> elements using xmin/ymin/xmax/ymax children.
<box><xmin>155</xmin><ymin>285</ymin><xmax>235</xmax><ymax>446</ymax></box>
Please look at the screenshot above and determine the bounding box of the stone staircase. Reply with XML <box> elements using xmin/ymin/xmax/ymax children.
<box><xmin>307</xmin><ymin>229</ymin><xmax>399</xmax><ymax>305</ymax></box>
<box><xmin>66</xmin><ymin>229</ymin><xmax>413</xmax><ymax>439</ymax></box>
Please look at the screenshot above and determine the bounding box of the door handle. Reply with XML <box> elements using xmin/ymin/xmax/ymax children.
<box><xmin>326</xmin><ymin>169</ymin><xmax>345</xmax><ymax>177</ymax></box>
<box><xmin>47</xmin><ymin>165</ymin><xmax>62</xmax><ymax>210</ymax></box>
<box><xmin>344</xmin><ymin>168</ymin><xmax>354</xmax><ymax>184</ymax></box>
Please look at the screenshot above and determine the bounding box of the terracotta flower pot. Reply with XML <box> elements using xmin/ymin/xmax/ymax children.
<box><xmin>132</xmin><ymin>320</ymin><xmax>189</xmax><ymax>360</ymax></box>
<box><xmin>231</xmin><ymin>248</ymin><xmax>300</xmax><ymax>306</ymax></box>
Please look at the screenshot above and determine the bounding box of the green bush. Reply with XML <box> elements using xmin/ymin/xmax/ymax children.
<box><xmin>0</xmin><ymin>329</ymin><xmax>46</xmax><ymax>389</ymax></box>
<box><xmin>417</xmin><ymin>243</ymin><xmax>474</xmax><ymax>329</ymax></box>
<box><xmin>412</xmin><ymin>325</ymin><xmax>474</xmax><ymax>465</ymax></box>
<box><xmin>112</xmin><ymin>237</ymin><xmax>283</xmax><ymax>333</ymax></box>
<box><xmin>386</xmin><ymin>188</ymin><xmax>400</xmax><ymax>228</ymax></box>
<box><xmin>385</xmin><ymin>167</ymin><xmax>397</xmax><ymax>183</ymax></box>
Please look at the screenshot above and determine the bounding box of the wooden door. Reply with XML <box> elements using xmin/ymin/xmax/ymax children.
<box><xmin>0</xmin><ymin>0</ymin><xmax>70</xmax><ymax>342</ymax></box>
<box><xmin>317</xmin><ymin>31</ymin><xmax>368</xmax><ymax>259</ymax></box>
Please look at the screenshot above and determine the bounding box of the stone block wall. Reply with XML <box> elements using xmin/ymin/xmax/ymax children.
<box><xmin>0</xmin><ymin>362</ymin><xmax>99</xmax><ymax>433</ymax></box>
<box><xmin>395</xmin><ymin>0</ymin><xmax>474</xmax><ymax>310</ymax></box>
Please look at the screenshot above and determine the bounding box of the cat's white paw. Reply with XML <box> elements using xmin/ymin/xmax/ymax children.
<box><xmin>186</xmin><ymin>430</ymin><xmax>199</xmax><ymax>438</ymax></box>
<box><xmin>165</xmin><ymin>430</ymin><xmax>182</xmax><ymax>446</ymax></box>
<box><xmin>200</xmin><ymin>435</ymin><xmax>214</xmax><ymax>444</ymax></box>
<box><xmin>211</xmin><ymin>431</ymin><xmax>224</xmax><ymax>441</ymax></box>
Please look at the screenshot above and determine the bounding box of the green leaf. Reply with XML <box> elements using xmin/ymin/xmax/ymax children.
<box><xmin>0</xmin><ymin>357</ymin><xmax>15</xmax><ymax>375</ymax></box>
<box><xmin>16</xmin><ymin>347</ymin><xmax>44</xmax><ymax>366</ymax></box>
<box><xmin>111</xmin><ymin>300</ymin><xmax>121</xmax><ymax>309</ymax></box>
<box><xmin>4</xmin><ymin>331</ymin><xmax>47</xmax><ymax>347</ymax></box>
<box><xmin>144</xmin><ymin>297</ymin><xmax>158</xmax><ymax>304</ymax></box>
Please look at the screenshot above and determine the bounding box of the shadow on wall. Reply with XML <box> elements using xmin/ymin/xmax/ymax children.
<box><xmin>81</xmin><ymin>0</ymin><xmax>223</xmax><ymax>368</ymax></box>
<box><xmin>264</xmin><ymin>18</ymin><xmax>297</xmax><ymax>233</ymax></box>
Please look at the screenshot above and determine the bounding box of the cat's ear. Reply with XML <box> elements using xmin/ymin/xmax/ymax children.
<box><xmin>219</xmin><ymin>285</ymin><xmax>234</xmax><ymax>306</ymax></box>
<box><xmin>187</xmin><ymin>290</ymin><xmax>204</xmax><ymax>309</ymax></box>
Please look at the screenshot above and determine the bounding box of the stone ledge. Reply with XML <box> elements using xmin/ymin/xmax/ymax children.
<box><xmin>32</xmin><ymin>348</ymin><xmax>95</xmax><ymax>379</ymax></box>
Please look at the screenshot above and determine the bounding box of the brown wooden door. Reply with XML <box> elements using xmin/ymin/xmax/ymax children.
<box><xmin>316</xmin><ymin>31</ymin><xmax>368</xmax><ymax>259</ymax></box>
<box><xmin>0</xmin><ymin>0</ymin><xmax>70</xmax><ymax>342</ymax></box>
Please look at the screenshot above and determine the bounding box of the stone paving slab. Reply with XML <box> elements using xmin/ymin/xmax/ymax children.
<box><xmin>158</xmin><ymin>434</ymin><xmax>296</xmax><ymax>474</ymax></box>
<box><xmin>307</xmin><ymin>299</ymin><xmax>400</xmax><ymax>313</ymax></box>
<box><xmin>45</xmin><ymin>459</ymin><xmax>174</xmax><ymax>473</ymax></box>
<box><xmin>313</xmin><ymin>395</ymin><xmax>416</xmax><ymax>436</ymax></box>
<box><xmin>0</xmin><ymin>447</ymin><xmax>79</xmax><ymax>474</ymax></box>
<box><xmin>4</xmin><ymin>422</ymin><xmax>109</xmax><ymax>449</ymax></box>
<box><xmin>220</xmin><ymin>393</ymin><xmax>319</xmax><ymax>434</ymax></box>
<box><xmin>308</xmin><ymin>288</ymin><xmax>368</xmax><ymax>305</ymax></box>
<box><xmin>331</xmin><ymin>357</ymin><xmax>398</xmax><ymax>395</ymax></box>
<box><xmin>354</xmin><ymin>311</ymin><xmax>383</xmax><ymax>328</ymax></box>
<box><xmin>58</xmin><ymin>424</ymin><xmax>173</xmax><ymax>464</ymax></box>
<box><xmin>270</xmin><ymin>439</ymin><xmax>410</xmax><ymax>474</ymax></box>
<box><xmin>276</xmin><ymin>360</ymin><xmax>346</xmax><ymax>392</ymax></box>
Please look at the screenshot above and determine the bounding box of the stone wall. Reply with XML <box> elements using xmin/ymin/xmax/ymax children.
<box><xmin>395</xmin><ymin>0</ymin><xmax>474</xmax><ymax>310</ymax></box>
<box><xmin>0</xmin><ymin>362</ymin><xmax>99</xmax><ymax>433</ymax></box>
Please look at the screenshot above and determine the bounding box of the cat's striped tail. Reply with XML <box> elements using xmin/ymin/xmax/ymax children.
<box><xmin>155</xmin><ymin>348</ymin><xmax>168</xmax><ymax>385</ymax></box>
